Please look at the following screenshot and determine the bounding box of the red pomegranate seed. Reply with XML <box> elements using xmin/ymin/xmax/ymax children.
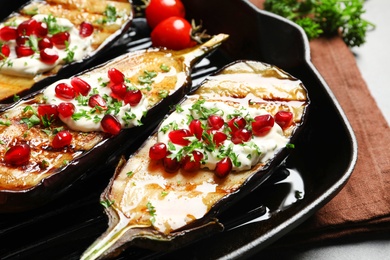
<box><xmin>17</xmin><ymin>19</ymin><xmax>38</xmax><ymax>36</ymax></box>
<box><xmin>40</xmin><ymin>48</ymin><xmax>59</xmax><ymax>64</ymax></box>
<box><xmin>0</xmin><ymin>44</ymin><xmax>10</xmax><ymax>60</ymax></box>
<box><xmin>71</xmin><ymin>77</ymin><xmax>91</xmax><ymax>96</ymax></box>
<box><xmin>211</xmin><ymin>130</ymin><xmax>227</xmax><ymax>146</ymax></box>
<box><xmin>108</xmin><ymin>68</ymin><xmax>125</xmax><ymax>84</ymax></box>
<box><xmin>149</xmin><ymin>142</ymin><xmax>167</xmax><ymax>160</ymax></box>
<box><xmin>215</xmin><ymin>157</ymin><xmax>232</xmax><ymax>178</ymax></box>
<box><xmin>208</xmin><ymin>114</ymin><xmax>224</xmax><ymax>130</ymax></box>
<box><xmin>124</xmin><ymin>89</ymin><xmax>142</xmax><ymax>106</ymax></box>
<box><xmin>163</xmin><ymin>154</ymin><xmax>180</xmax><ymax>173</ymax></box>
<box><xmin>275</xmin><ymin>111</ymin><xmax>293</xmax><ymax>129</ymax></box>
<box><xmin>231</xmin><ymin>128</ymin><xmax>252</xmax><ymax>144</ymax></box>
<box><xmin>55</xmin><ymin>83</ymin><xmax>76</xmax><ymax>100</ymax></box>
<box><xmin>88</xmin><ymin>94</ymin><xmax>107</xmax><ymax>109</ymax></box>
<box><xmin>51</xmin><ymin>31</ymin><xmax>70</xmax><ymax>49</ymax></box>
<box><xmin>168</xmin><ymin>129</ymin><xmax>191</xmax><ymax>146</ymax></box>
<box><xmin>34</xmin><ymin>21</ymin><xmax>48</xmax><ymax>37</ymax></box>
<box><xmin>15</xmin><ymin>45</ymin><xmax>34</xmax><ymax>57</ymax></box>
<box><xmin>79</xmin><ymin>21</ymin><xmax>94</xmax><ymax>37</ymax></box>
<box><xmin>0</xmin><ymin>26</ymin><xmax>17</xmax><ymax>41</ymax></box>
<box><xmin>38</xmin><ymin>37</ymin><xmax>53</xmax><ymax>50</ymax></box>
<box><xmin>110</xmin><ymin>83</ymin><xmax>127</xmax><ymax>99</ymax></box>
<box><xmin>252</xmin><ymin>114</ymin><xmax>275</xmax><ymax>136</ymax></box>
<box><xmin>4</xmin><ymin>144</ymin><xmax>31</xmax><ymax>166</ymax></box>
<box><xmin>16</xmin><ymin>35</ymin><xmax>29</xmax><ymax>46</ymax></box>
<box><xmin>189</xmin><ymin>119</ymin><xmax>203</xmax><ymax>140</ymax></box>
<box><xmin>182</xmin><ymin>150</ymin><xmax>203</xmax><ymax>172</ymax></box>
<box><xmin>37</xmin><ymin>104</ymin><xmax>58</xmax><ymax>118</ymax></box>
<box><xmin>58</xmin><ymin>102</ymin><xmax>75</xmax><ymax>117</ymax></box>
<box><xmin>101</xmin><ymin>114</ymin><xmax>121</xmax><ymax>135</ymax></box>
<box><xmin>52</xmin><ymin>130</ymin><xmax>72</xmax><ymax>149</ymax></box>
<box><xmin>228</xmin><ymin>116</ymin><xmax>246</xmax><ymax>133</ymax></box>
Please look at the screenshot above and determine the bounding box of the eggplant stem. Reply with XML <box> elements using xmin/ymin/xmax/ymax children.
<box><xmin>80</xmin><ymin>208</ymin><xmax>149</xmax><ymax>260</ymax></box>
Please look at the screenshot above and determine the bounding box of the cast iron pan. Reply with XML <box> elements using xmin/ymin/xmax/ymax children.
<box><xmin>0</xmin><ymin>0</ymin><xmax>357</xmax><ymax>259</ymax></box>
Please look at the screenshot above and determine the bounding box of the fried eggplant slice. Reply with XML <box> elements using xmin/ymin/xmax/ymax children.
<box><xmin>0</xmin><ymin>0</ymin><xmax>133</xmax><ymax>101</ymax></box>
<box><xmin>81</xmin><ymin>60</ymin><xmax>310</xmax><ymax>260</ymax></box>
<box><xmin>0</xmin><ymin>33</ymin><xmax>229</xmax><ymax>212</ymax></box>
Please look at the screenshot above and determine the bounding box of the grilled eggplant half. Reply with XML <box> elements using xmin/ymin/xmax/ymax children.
<box><xmin>0</xmin><ymin>0</ymin><xmax>133</xmax><ymax>101</ymax></box>
<box><xmin>0</xmin><ymin>33</ymin><xmax>229</xmax><ymax>212</ymax></box>
<box><xmin>81</xmin><ymin>60</ymin><xmax>310</xmax><ymax>260</ymax></box>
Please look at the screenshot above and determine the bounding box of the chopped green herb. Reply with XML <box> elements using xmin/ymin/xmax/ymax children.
<box><xmin>100</xmin><ymin>199</ymin><xmax>115</xmax><ymax>208</ymax></box>
<box><xmin>146</xmin><ymin>202</ymin><xmax>156</xmax><ymax>224</ymax></box>
<box><xmin>158</xmin><ymin>90</ymin><xmax>169</xmax><ymax>99</ymax></box>
<box><xmin>160</xmin><ymin>63</ymin><xmax>170</xmax><ymax>72</ymax></box>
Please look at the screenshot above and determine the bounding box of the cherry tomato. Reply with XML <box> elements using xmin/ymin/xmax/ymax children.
<box><xmin>145</xmin><ymin>0</ymin><xmax>186</xmax><ymax>29</ymax></box>
<box><xmin>151</xmin><ymin>16</ymin><xmax>196</xmax><ymax>50</ymax></box>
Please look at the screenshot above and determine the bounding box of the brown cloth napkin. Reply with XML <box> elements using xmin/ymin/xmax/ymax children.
<box><xmin>250</xmin><ymin>0</ymin><xmax>390</xmax><ymax>248</ymax></box>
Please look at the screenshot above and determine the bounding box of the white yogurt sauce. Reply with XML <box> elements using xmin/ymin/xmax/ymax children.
<box><xmin>43</xmin><ymin>71</ymin><xmax>149</xmax><ymax>132</ymax></box>
<box><xmin>157</xmin><ymin>96</ymin><xmax>290</xmax><ymax>172</ymax></box>
<box><xmin>0</xmin><ymin>14</ymin><xmax>93</xmax><ymax>78</ymax></box>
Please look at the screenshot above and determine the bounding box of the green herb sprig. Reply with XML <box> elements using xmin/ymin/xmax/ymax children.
<box><xmin>264</xmin><ymin>0</ymin><xmax>375</xmax><ymax>47</ymax></box>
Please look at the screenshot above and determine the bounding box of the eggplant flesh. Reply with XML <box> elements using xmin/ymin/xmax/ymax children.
<box><xmin>0</xmin><ymin>0</ymin><xmax>133</xmax><ymax>101</ymax></box>
<box><xmin>81</xmin><ymin>60</ymin><xmax>310</xmax><ymax>260</ymax></box>
<box><xmin>0</xmin><ymin>34</ymin><xmax>229</xmax><ymax>212</ymax></box>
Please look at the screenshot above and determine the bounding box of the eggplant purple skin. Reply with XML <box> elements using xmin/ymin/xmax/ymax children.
<box><xmin>0</xmin><ymin>64</ymin><xmax>192</xmax><ymax>213</ymax></box>
<box><xmin>0</xmin><ymin>0</ymin><xmax>134</xmax><ymax>103</ymax></box>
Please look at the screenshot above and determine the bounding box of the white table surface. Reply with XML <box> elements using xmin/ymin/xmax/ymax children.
<box><xmin>260</xmin><ymin>0</ymin><xmax>390</xmax><ymax>259</ymax></box>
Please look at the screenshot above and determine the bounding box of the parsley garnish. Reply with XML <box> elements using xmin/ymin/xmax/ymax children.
<box><xmin>146</xmin><ymin>202</ymin><xmax>156</xmax><ymax>224</ymax></box>
<box><xmin>43</xmin><ymin>15</ymin><xmax>70</xmax><ymax>35</ymax></box>
<box><xmin>263</xmin><ymin>0</ymin><xmax>374</xmax><ymax>47</ymax></box>
<box><xmin>100</xmin><ymin>199</ymin><xmax>115</xmax><ymax>208</ymax></box>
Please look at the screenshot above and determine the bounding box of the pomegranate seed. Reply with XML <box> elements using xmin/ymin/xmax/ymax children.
<box><xmin>231</xmin><ymin>128</ymin><xmax>252</xmax><ymax>144</ymax></box>
<box><xmin>215</xmin><ymin>157</ymin><xmax>232</xmax><ymax>178</ymax></box>
<box><xmin>52</xmin><ymin>130</ymin><xmax>72</xmax><ymax>149</ymax></box>
<box><xmin>58</xmin><ymin>102</ymin><xmax>75</xmax><ymax>117</ymax></box>
<box><xmin>228</xmin><ymin>116</ymin><xmax>246</xmax><ymax>133</ymax></box>
<box><xmin>51</xmin><ymin>31</ymin><xmax>70</xmax><ymax>49</ymax></box>
<box><xmin>79</xmin><ymin>21</ymin><xmax>94</xmax><ymax>37</ymax></box>
<box><xmin>17</xmin><ymin>19</ymin><xmax>38</xmax><ymax>36</ymax></box>
<box><xmin>4</xmin><ymin>144</ymin><xmax>31</xmax><ymax>166</ymax></box>
<box><xmin>34</xmin><ymin>21</ymin><xmax>48</xmax><ymax>37</ymax></box>
<box><xmin>71</xmin><ymin>77</ymin><xmax>91</xmax><ymax>96</ymax></box>
<box><xmin>124</xmin><ymin>89</ymin><xmax>142</xmax><ymax>106</ymax></box>
<box><xmin>149</xmin><ymin>142</ymin><xmax>167</xmax><ymax>160</ymax></box>
<box><xmin>182</xmin><ymin>150</ymin><xmax>203</xmax><ymax>172</ymax></box>
<box><xmin>38</xmin><ymin>37</ymin><xmax>53</xmax><ymax>50</ymax></box>
<box><xmin>208</xmin><ymin>114</ymin><xmax>224</xmax><ymax>130</ymax></box>
<box><xmin>252</xmin><ymin>114</ymin><xmax>275</xmax><ymax>136</ymax></box>
<box><xmin>189</xmin><ymin>119</ymin><xmax>203</xmax><ymax>140</ymax></box>
<box><xmin>37</xmin><ymin>104</ymin><xmax>58</xmax><ymax>118</ymax></box>
<box><xmin>0</xmin><ymin>44</ymin><xmax>10</xmax><ymax>60</ymax></box>
<box><xmin>101</xmin><ymin>114</ymin><xmax>121</xmax><ymax>135</ymax></box>
<box><xmin>108</xmin><ymin>68</ymin><xmax>125</xmax><ymax>84</ymax></box>
<box><xmin>40</xmin><ymin>48</ymin><xmax>59</xmax><ymax>64</ymax></box>
<box><xmin>275</xmin><ymin>111</ymin><xmax>293</xmax><ymax>129</ymax></box>
<box><xmin>16</xmin><ymin>35</ymin><xmax>29</xmax><ymax>46</ymax></box>
<box><xmin>15</xmin><ymin>45</ymin><xmax>34</xmax><ymax>57</ymax></box>
<box><xmin>88</xmin><ymin>94</ymin><xmax>107</xmax><ymax>109</ymax></box>
<box><xmin>110</xmin><ymin>83</ymin><xmax>127</xmax><ymax>99</ymax></box>
<box><xmin>211</xmin><ymin>130</ymin><xmax>227</xmax><ymax>146</ymax></box>
<box><xmin>168</xmin><ymin>129</ymin><xmax>191</xmax><ymax>146</ymax></box>
<box><xmin>163</xmin><ymin>154</ymin><xmax>180</xmax><ymax>173</ymax></box>
<box><xmin>55</xmin><ymin>83</ymin><xmax>76</xmax><ymax>100</ymax></box>
<box><xmin>0</xmin><ymin>26</ymin><xmax>17</xmax><ymax>41</ymax></box>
